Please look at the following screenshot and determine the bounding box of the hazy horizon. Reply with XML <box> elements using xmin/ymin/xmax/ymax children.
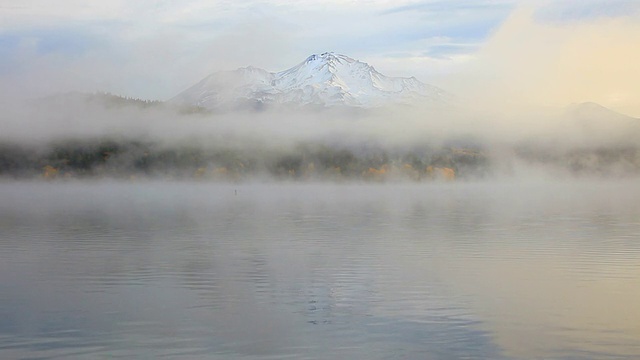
<box><xmin>2</xmin><ymin>1</ymin><xmax>639</xmax><ymax>167</ymax></box>
<box><xmin>1</xmin><ymin>1</ymin><xmax>639</xmax><ymax>116</ymax></box>
<box><xmin>2</xmin><ymin>3</ymin><xmax>640</xmax><ymax>359</ymax></box>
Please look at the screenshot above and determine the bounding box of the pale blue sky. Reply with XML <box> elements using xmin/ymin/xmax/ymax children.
<box><xmin>0</xmin><ymin>0</ymin><xmax>638</xmax><ymax>101</ymax></box>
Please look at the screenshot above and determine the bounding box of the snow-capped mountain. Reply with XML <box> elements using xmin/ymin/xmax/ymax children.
<box><xmin>171</xmin><ymin>52</ymin><xmax>451</xmax><ymax>109</ymax></box>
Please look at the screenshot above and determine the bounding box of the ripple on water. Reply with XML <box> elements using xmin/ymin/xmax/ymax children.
<box><xmin>0</xmin><ymin>181</ymin><xmax>639</xmax><ymax>359</ymax></box>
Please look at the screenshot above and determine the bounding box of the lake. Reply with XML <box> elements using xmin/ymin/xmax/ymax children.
<box><xmin>1</xmin><ymin>181</ymin><xmax>639</xmax><ymax>359</ymax></box>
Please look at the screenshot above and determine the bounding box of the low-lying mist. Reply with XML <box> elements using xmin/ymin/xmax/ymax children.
<box><xmin>1</xmin><ymin>93</ymin><xmax>639</xmax><ymax>182</ymax></box>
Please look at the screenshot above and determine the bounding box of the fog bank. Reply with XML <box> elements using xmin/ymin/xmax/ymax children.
<box><xmin>1</xmin><ymin>93</ymin><xmax>639</xmax><ymax>181</ymax></box>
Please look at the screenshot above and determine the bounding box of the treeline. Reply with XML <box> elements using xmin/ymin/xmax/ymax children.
<box><xmin>2</xmin><ymin>137</ymin><xmax>639</xmax><ymax>181</ymax></box>
<box><xmin>34</xmin><ymin>91</ymin><xmax>215</xmax><ymax>117</ymax></box>
<box><xmin>514</xmin><ymin>145</ymin><xmax>640</xmax><ymax>177</ymax></box>
<box><xmin>0</xmin><ymin>138</ymin><xmax>489</xmax><ymax>181</ymax></box>
<box><xmin>89</xmin><ymin>92</ymin><xmax>164</xmax><ymax>109</ymax></box>
<box><xmin>38</xmin><ymin>92</ymin><xmax>164</xmax><ymax>109</ymax></box>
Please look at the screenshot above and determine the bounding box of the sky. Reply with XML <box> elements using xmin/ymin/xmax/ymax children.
<box><xmin>1</xmin><ymin>0</ymin><xmax>639</xmax><ymax>116</ymax></box>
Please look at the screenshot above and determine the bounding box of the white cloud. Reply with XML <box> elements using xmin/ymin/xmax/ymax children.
<box><xmin>446</xmin><ymin>4</ymin><xmax>640</xmax><ymax>116</ymax></box>
<box><xmin>0</xmin><ymin>1</ymin><xmax>129</xmax><ymax>29</ymax></box>
<box><xmin>535</xmin><ymin>0</ymin><xmax>640</xmax><ymax>23</ymax></box>
<box><xmin>0</xmin><ymin>1</ymin><xmax>516</xmax><ymax>99</ymax></box>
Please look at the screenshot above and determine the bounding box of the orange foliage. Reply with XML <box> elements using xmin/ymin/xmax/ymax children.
<box><xmin>363</xmin><ymin>164</ymin><xmax>389</xmax><ymax>180</ymax></box>
<box><xmin>426</xmin><ymin>166</ymin><xmax>455</xmax><ymax>181</ymax></box>
<box><xmin>440</xmin><ymin>167</ymin><xmax>455</xmax><ymax>181</ymax></box>
<box><xmin>42</xmin><ymin>165</ymin><xmax>58</xmax><ymax>179</ymax></box>
<box><xmin>212</xmin><ymin>167</ymin><xmax>228</xmax><ymax>176</ymax></box>
<box><xmin>402</xmin><ymin>163</ymin><xmax>420</xmax><ymax>181</ymax></box>
<box><xmin>367</xmin><ymin>167</ymin><xmax>386</xmax><ymax>175</ymax></box>
<box><xmin>194</xmin><ymin>167</ymin><xmax>207</xmax><ymax>178</ymax></box>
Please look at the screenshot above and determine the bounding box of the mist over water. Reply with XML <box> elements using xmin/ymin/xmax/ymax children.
<box><xmin>1</xmin><ymin>96</ymin><xmax>637</xmax><ymax>359</ymax></box>
<box><xmin>1</xmin><ymin>94</ymin><xmax>639</xmax><ymax>182</ymax></box>
<box><xmin>2</xmin><ymin>2</ymin><xmax>640</xmax><ymax>359</ymax></box>
<box><xmin>1</xmin><ymin>181</ymin><xmax>639</xmax><ymax>359</ymax></box>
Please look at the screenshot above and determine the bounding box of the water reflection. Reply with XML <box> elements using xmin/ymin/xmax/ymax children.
<box><xmin>0</xmin><ymin>181</ymin><xmax>639</xmax><ymax>359</ymax></box>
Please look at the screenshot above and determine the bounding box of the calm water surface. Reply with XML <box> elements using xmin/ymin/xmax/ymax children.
<box><xmin>1</xmin><ymin>181</ymin><xmax>639</xmax><ymax>359</ymax></box>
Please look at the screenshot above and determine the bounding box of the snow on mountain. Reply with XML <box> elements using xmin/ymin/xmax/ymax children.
<box><xmin>171</xmin><ymin>52</ymin><xmax>451</xmax><ymax>109</ymax></box>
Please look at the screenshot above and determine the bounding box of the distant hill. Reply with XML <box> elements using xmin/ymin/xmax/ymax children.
<box><xmin>37</xmin><ymin>92</ymin><xmax>163</xmax><ymax>109</ymax></box>
<box><xmin>34</xmin><ymin>91</ymin><xmax>210</xmax><ymax>114</ymax></box>
<box><xmin>564</xmin><ymin>102</ymin><xmax>640</xmax><ymax>144</ymax></box>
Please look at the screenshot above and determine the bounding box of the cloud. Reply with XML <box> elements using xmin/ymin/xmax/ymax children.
<box><xmin>0</xmin><ymin>1</ymin><xmax>518</xmax><ymax>100</ymax></box>
<box><xmin>0</xmin><ymin>1</ymin><xmax>128</xmax><ymax>29</ymax></box>
<box><xmin>535</xmin><ymin>0</ymin><xmax>640</xmax><ymax>23</ymax></box>
<box><xmin>447</xmin><ymin>4</ymin><xmax>640</xmax><ymax>117</ymax></box>
<box><xmin>9</xmin><ymin>0</ymin><xmax>638</xmax><ymax>108</ymax></box>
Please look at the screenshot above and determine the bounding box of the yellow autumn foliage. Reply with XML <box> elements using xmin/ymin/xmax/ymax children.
<box><xmin>402</xmin><ymin>163</ymin><xmax>420</xmax><ymax>181</ymax></box>
<box><xmin>426</xmin><ymin>166</ymin><xmax>455</xmax><ymax>181</ymax></box>
<box><xmin>363</xmin><ymin>164</ymin><xmax>389</xmax><ymax>180</ymax></box>
<box><xmin>212</xmin><ymin>167</ymin><xmax>228</xmax><ymax>176</ymax></box>
<box><xmin>42</xmin><ymin>165</ymin><xmax>58</xmax><ymax>179</ymax></box>
<box><xmin>302</xmin><ymin>162</ymin><xmax>316</xmax><ymax>178</ymax></box>
<box><xmin>194</xmin><ymin>167</ymin><xmax>207</xmax><ymax>178</ymax></box>
<box><xmin>440</xmin><ymin>167</ymin><xmax>455</xmax><ymax>181</ymax></box>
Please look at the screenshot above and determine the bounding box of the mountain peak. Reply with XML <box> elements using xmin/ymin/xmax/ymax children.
<box><xmin>280</xmin><ymin>52</ymin><xmax>364</xmax><ymax>77</ymax></box>
<box><xmin>172</xmin><ymin>53</ymin><xmax>451</xmax><ymax>109</ymax></box>
<box><xmin>305</xmin><ymin>52</ymin><xmax>354</xmax><ymax>64</ymax></box>
<box><xmin>567</xmin><ymin>102</ymin><xmax>636</xmax><ymax>121</ymax></box>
